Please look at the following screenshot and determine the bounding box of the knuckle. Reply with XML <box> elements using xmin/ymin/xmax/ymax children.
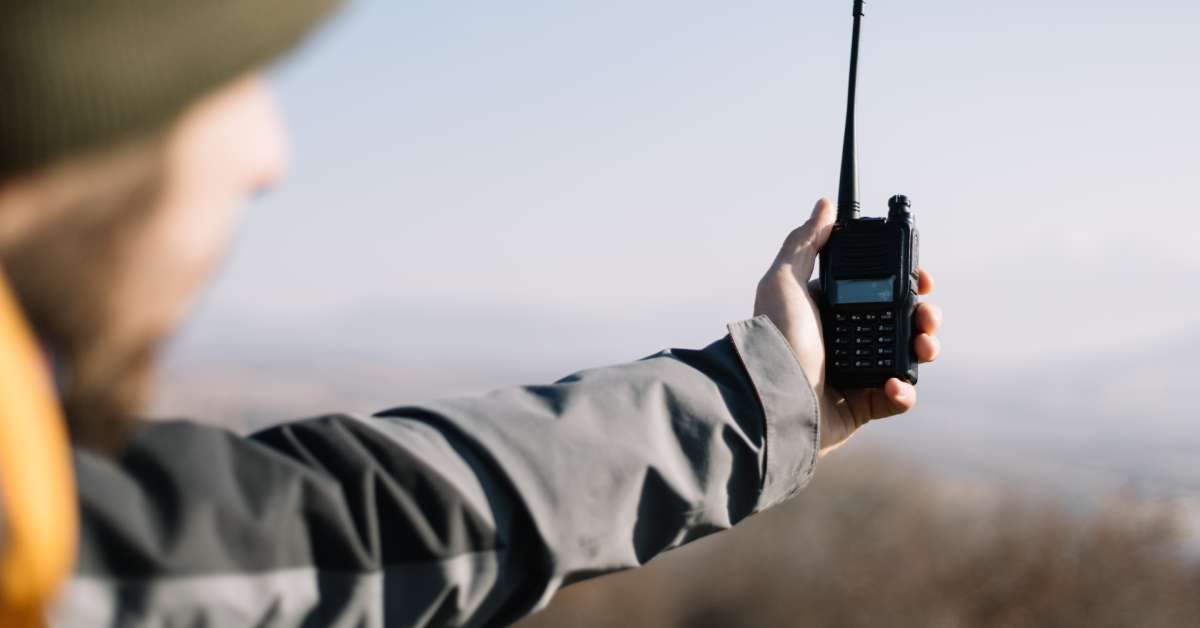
<box><xmin>783</xmin><ymin>226</ymin><xmax>812</xmax><ymax>251</ymax></box>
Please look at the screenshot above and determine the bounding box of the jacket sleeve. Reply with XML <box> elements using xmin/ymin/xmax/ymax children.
<box><xmin>52</xmin><ymin>316</ymin><xmax>820</xmax><ymax>628</ymax></box>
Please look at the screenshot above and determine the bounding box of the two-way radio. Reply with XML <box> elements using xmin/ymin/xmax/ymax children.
<box><xmin>819</xmin><ymin>0</ymin><xmax>920</xmax><ymax>388</ymax></box>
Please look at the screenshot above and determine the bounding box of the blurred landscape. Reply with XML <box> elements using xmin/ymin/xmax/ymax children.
<box><xmin>520</xmin><ymin>451</ymin><xmax>1200</xmax><ymax>628</ymax></box>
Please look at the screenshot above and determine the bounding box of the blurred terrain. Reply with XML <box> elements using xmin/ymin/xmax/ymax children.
<box><xmin>520</xmin><ymin>451</ymin><xmax>1200</xmax><ymax>628</ymax></box>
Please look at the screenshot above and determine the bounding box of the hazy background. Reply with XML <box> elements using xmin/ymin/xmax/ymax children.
<box><xmin>153</xmin><ymin>1</ymin><xmax>1200</xmax><ymax>621</ymax></box>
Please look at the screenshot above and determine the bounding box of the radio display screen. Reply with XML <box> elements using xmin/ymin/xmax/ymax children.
<box><xmin>834</xmin><ymin>278</ymin><xmax>894</xmax><ymax>304</ymax></box>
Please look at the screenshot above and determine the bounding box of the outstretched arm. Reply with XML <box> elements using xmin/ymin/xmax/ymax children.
<box><xmin>59</xmin><ymin>319</ymin><xmax>817</xmax><ymax>627</ymax></box>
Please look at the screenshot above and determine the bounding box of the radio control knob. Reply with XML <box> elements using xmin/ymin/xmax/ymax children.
<box><xmin>888</xmin><ymin>194</ymin><xmax>911</xmax><ymax>218</ymax></box>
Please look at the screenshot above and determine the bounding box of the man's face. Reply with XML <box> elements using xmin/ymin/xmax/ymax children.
<box><xmin>114</xmin><ymin>74</ymin><xmax>289</xmax><ymax>363</ymax></box>
<box><xmin>2</xmin><ymin>74</ymin><xmax>288</xmax><ymax>446</ymax></box>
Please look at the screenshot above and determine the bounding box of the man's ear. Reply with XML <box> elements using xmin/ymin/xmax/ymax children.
<box><xmin>0</xmin><ymin>174</ymin><xmax>46</xmax><ymax>252</ymax></box>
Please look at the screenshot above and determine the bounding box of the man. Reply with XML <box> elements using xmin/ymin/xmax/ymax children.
<box><xmin>0</xmin><ymin>2</ymin><xmax>943</xmax><ymax>626</ymax></box>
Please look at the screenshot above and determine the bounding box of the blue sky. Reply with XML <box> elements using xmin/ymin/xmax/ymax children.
<box><xmin>173</xmin><ymin>0</ymin><xmax>1200</xmax><ymax>373</ymax></box>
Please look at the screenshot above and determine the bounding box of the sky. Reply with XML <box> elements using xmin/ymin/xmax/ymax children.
<box><xmin>163</xmin><ymin>0</ymin><xmax>1200</xmax><ymax>470</ymax></box>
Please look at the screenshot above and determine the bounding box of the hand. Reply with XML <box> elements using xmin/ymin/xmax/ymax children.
<box><xmin>754</xmin><ymin>198</ymin><xmax>942</xmax><ymax>457</ymax></box>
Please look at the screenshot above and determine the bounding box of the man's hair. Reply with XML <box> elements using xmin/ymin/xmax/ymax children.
<box><xmin>0</xmin><ymin>134</ymin><xmax>168</xmax><ymax>452</ymax></box>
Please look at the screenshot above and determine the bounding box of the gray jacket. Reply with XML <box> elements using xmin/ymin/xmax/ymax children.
<box><xmin>52</xmin><ymin>316</ymin><xmax>819</xmax><ymax>627</ymax></box>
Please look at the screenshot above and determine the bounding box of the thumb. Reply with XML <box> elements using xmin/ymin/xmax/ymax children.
<box><xmin>776</xmin><ymin>198</ymin><xmax>836</xmax><ymax>278</ymax></box>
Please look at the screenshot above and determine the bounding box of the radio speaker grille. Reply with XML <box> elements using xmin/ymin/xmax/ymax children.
<box><xmin>835</xmin><ymin>231</ymin><xmax>893</xmax><ymax>275</ymax></box>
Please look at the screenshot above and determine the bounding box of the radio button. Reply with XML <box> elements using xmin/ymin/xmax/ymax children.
<box><xmin>834</xmin><ymin>360</ymin><xmax>850</xmax><ymax>369</ymax></box>
<box><xmin>864</xmin><ymin>312</ymin><xmax>879</xmax><ymax>321</ymax></box>
<box><xmin>834</xmin><ymin>336</ymin><xmax>851</xmax><ymax>346</ymax></box>
<box><xmin>835</xmin><ymin>325</ymin><xmax>851</xmax><ymax>334</ymax></box>
<box><xmin>855</xmin><ymin>337</ymin><xmax>873</xmax><ymax>345</ymax></box>
<box><xmin>855</xmin><ymin>348</ymin><xmax>873</xmax><ymax>357</ymax></box>
<box><xmin>876</xmin><ymin>347</ymin><xmax>892</xmax><ymax>356</ymax></box>
<box><xmin>855</xmin><ymin>325</ymin><xmax>874</xmax><ymax>333</ymax></box>
<box><xmin>877</xmin><ymin>335</ymin><xmax>896</xmax><ymax>344</ymax></box>
<box><xmin>880</xmin><ymin>311</ymin><xmax>895</xmax><ymax>321</ymax></box>
<box><xmin>834</xmin><ymin>313</ymin><xmax>848</xmax><ymax>322</ymax></box>
<box><xmin>876</xmin><ymin>358</ymin><xmax>894</xmax><ymax>368</ymax></box>
<box><xmin>854</xmin><ymin>359</ymin><xmax>874</xmax><ymax>368</ymax></box>
<box><xmin>849</xmin><ymin>313</ymin><xmax>864</xmax><ymax>322</ymax></box>
<box><xmin>833</xmin><ymin>348</ymin><xmax>850</xmax><ymax>357</ymax></box>
<box><xmin>878</xmin><ymin>323</ymin><xmax>896</xmax><ymax>333</ymax></box>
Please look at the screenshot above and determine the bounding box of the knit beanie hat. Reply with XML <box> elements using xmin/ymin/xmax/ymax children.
<box><xmin>0</xmin><ymin>0</ymin><xmax>344</xmax><ymax>176</ymax></box>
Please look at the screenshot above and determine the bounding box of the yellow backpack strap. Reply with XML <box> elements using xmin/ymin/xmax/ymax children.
<box><xmin>0</xmin><ymin>269</ymin><xmax>77</xmax><ymax>627</ymax></box>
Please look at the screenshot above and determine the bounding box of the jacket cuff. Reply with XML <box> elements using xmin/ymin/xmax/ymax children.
<box><xmin>727</xmin><ymin>315</ymin><xmax>820</xmax><ymax>510</ymax></box>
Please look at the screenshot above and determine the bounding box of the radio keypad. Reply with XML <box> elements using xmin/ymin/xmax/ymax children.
<box><xmin>831</xmin><ymin>309</ymin><xmax>899</xmax><ymax>370</ymax></box>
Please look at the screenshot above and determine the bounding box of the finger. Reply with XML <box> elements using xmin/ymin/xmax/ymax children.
<box><xmin>914</xmin><ymin>302</ymin><xmax>942</xmax><ymax>334</ymax></box>
<box><xmin>883</xmin><ymin>379</ymin><xmax>917</xmax><ymax>416</ymax></box>
<box><xmin>776</xmin><ymin>198</ymin><xmax>836</xmax><ymax>279</ymax></box>
<box><xmin>842</xmin><ymin>379</ymin><xmax>916</xmax><ymax>422</ymax></box>
<box><xmin>806</xmin><ymin>277</ymin><xmax>824</xmax><ymax>300</ymax></box>
<box><xmin>914</xmin><ymin>333</ymin><xmax>940</xmax><ymax>363</ymax></box>
<box><xmin>917</xmin><ymin>267</ymin><xmax>935</xmax><ymax>295</ymax></box>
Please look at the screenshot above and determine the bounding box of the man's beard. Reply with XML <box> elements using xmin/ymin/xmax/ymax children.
<box><xmin>1</xmin><ymin>135</ymin><xmax>169</xmax><ymax>454</ymax></box>
<box><xmin>8</xmin><ymin>249</ymin><xmax>166</xmax><ymax>454</ymax></box>
<box><xmin>56</xmin><ymin>335</ymin><xmax>160</xmax><ymax>454</ymax></box>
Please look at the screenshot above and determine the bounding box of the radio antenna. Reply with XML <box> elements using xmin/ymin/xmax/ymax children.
<box><xmin>837</xmin><ymin>0</ymin><xmax>865</xmax><ymax>222</ymax></box>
